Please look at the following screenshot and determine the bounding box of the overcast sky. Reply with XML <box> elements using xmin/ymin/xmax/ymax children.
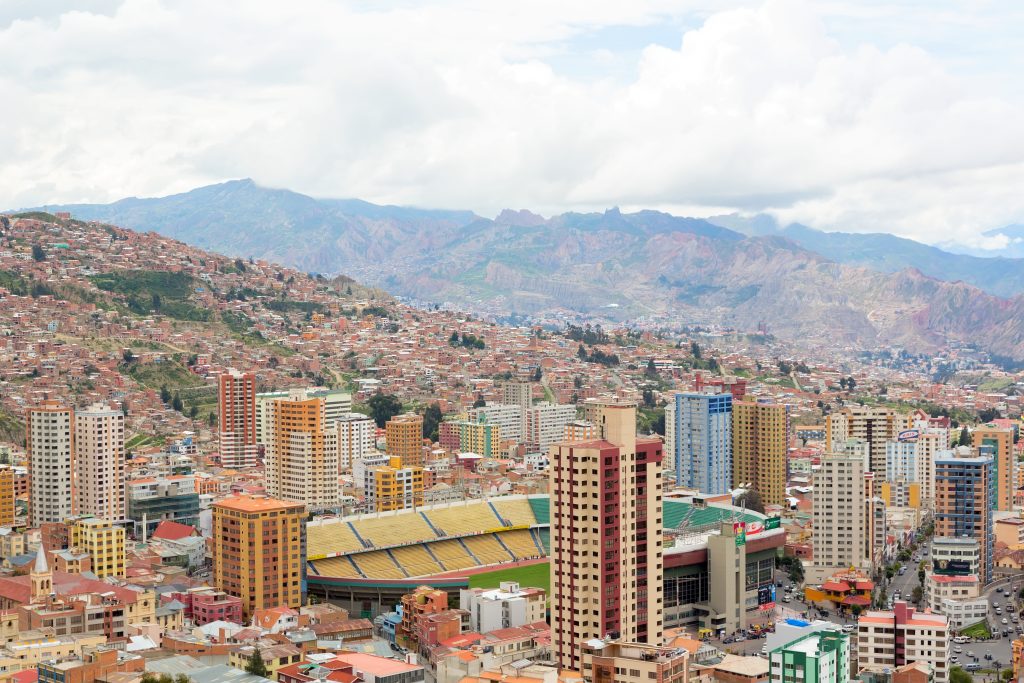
<box><xmin>2</xmin><ymin>0</ymin><xmax>1023</xmax><ymax>247</ymax></box>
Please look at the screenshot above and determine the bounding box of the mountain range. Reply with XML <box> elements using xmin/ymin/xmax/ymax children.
<box><xmin>24</xmin><ymin>179</ymin><xmax>1024</xmax><ymax>360</ymax></box>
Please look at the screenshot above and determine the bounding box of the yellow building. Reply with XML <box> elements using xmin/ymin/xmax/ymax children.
<box><xmin>0</xmin><ymin>632</ymin><xmax>106</xmax><ymax>679</ymax></box>
<box><xmin>228</xmin><ymin>644</ymin><xmax>303</xmax><ymax>677</ymax></box>
<box><xmin>264</xmin><ymin>395</ymin><xmax>338</xmax><ymax>513</ymax></box>
<box><xmin>212</xmin><ymin>495</ymin><xmax>306</xmax><ymax>618</ymax></box>
<box><xmin>367</xmin><ymin>457</ymin><xmax>424</xmax><ymax>512</ymax></box>
<box><xmin>385</xmin><ymin>414</ymin><xmax>424</xmax><ymax>467</ymax></box>
<box><xmin>973</xmin><ymin>426</ymin><xmax>1014</xmax><ymax>511</ymax></box>
<box><xmin>881</xmin><ymin>481</ymin><xmax>921</xmax><ymax>509</ymax></box>
<box><xmin>69</xmin><ymin>518</ymin><xmax>126</xmax><ymax>578</ymax></box>
<box><xmin>732</xmin><ymin>400</ymin><xmax>789</xmax><ymax>507</ymax></box>
<box><xmin>459</xmin><ymin>419</ymin><xmax>501</xmax><ymax>459</ymax></box>
<box><xmin>0</xmin><ymin>467</ymin><xmax>13</xmax><ymax>528</ymax></box>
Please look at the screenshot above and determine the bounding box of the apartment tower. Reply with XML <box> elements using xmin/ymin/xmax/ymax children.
<box><xmin>218</xmin><ymin>369</ymin><xmax>258</xmax><ymax>469</ymax></box>
<box><xmin>934</xmin><ymin>450</ymin><xmax>994</xmax><ymax>583</ymax></box>
<box><xmin>550</xmin><ymin>400</ymin><xmax>663</xmax><ymax>671</ymax></box>
<box><xmin>826</xmin><ymin>406</ymin><xmax>902</xmax><ymax>481</ymax></box>
<box><xmin>731</xmin><ymin>399</ymin><xmax>789</xmax><ymax>507</ymax></box>
<box><xmin>212</xmin><ymin>495</ymin><xmax>306</xmax><ymax>617</ymax></box>
<box><xmin>385</xmin><ymin>413</ymin><xmax>425</xmax><ymax>467</ymax></box>
<box><xmin>27</xmin><ymin>401</ymin><xmax>74</xmax><ymax>527</ymax></box>
<box><xmin>264</xmin><ymin>392</ymin><xmax>339</xmax><ymax>512</ymax></box>
<box><xmin>73</xmin><ymin>402</ymin><xmax>125</xmax><ymax>522</ymax></box>
<box><xmin>664</xmin><ymin>391</ymin><xmax>732</xmax><ymax>494</ymax></box>
<box><xmin>810</xmin><ymin>442</ymin><xmax>877</xmax><ymax>581</ymax></box>
<box><xmin>971</xmin><ymin>426</ymin><xmax>1013</xmax><ymax>511</ymax></box>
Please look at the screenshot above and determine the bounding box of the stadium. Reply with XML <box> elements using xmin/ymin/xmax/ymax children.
<box><xmin>305</xmin><ymin>494</ymin><xmax>784</xmax><ymax>631</ymax></box>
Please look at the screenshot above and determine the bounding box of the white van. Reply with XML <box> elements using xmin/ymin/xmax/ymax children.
<box><xmin>953</xmin><ymin>636</ymin><xmax>970</xmax><ymax>644</ymax></box>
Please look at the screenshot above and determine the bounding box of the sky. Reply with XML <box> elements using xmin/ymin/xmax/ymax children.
<box><xmin>2</xmin><ymin>0</ymin><xmax>1023</xmax><ymax>248</ymax></box>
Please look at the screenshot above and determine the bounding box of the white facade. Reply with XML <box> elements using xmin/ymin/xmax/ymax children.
<box><xmin>467</xmin><ymin>403</ymin><xmax>522</xmax><ymax>443</ymax></box>
<box><xmin>885</xmin><ymin>441</ymin><xmax>917</xmax><ymax>482</ymax></box>
<box><xmin>74</xmin><ymin>403</ymin><xmax>126</xmax><ymax>522</ymax></box>
<box><xmin>931</xmin><ymin>537</ymin><xmax>981</xmax><ymax>577</ymax></box>
<box><xmin>524</xmin><ymin>403</ymin><xmax>577</xmax><ymax>452</ymax></box>
<box><xmin>769</xmin><ymin>631</ymin><xmax>849</xmax><ymax>683</ymax></box>
<box><xmin>336</xmin><ymin>413</ymin><xmax>376</xmax><ymax>471</ymax></box>
<box><xmin>354</xmin><ymin>453</ymin><xmax>391</xmax><ymax>492</ymax></box>
<box><xmin>811</xmin><ymin>449</ymin><xmax>872</xmax><ymax>578</ymax></box>
<box><xmin>255</xmin><ymin>387</ymin><xmax>352</xmax><ymax>446</ymax></box>
<box><xmin>459</xmin><ymin>581</ymin><xmax>546</xmax><ymax>633</ymax></box>
<box><xmin>858</xmin><ymin>604</ymin><xmax>950</xmax><ymax>683</ymax></box>
<box><xmin>27</xmin><ymin>403</ymin><xmax>74</xmax><ymax>527</ymax></box>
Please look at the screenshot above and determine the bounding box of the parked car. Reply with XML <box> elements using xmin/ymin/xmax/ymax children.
<box><xmin>966</xmin><ymin>664</ymin><xmax>982</xmax><ymax>672</ymax></box>
<box><xmin>986</xmin><ymin>653</ymin><xmax>994</xmax><ymax>660</ymax></box>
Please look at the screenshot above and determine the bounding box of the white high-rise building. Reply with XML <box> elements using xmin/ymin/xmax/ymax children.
<box><xmin>74</xmin><ymin>402</ymin><xmax>125</xmax><ymax>522</ymax></box>
<box><xmin>524</xmin><ymin>402</ymin><xmax>577</xmax><ymax>452</ymax></box>
<box><xmin>263</xmin><ymin>391</ymin><xmax>339</xmax><ymax>512</ymax></box>
<box><xmin>857</xmin><ymin>602</ymin><xmax>950</xmax><ymax>683</ymax></box>
<box><xmin>810</xmin><ymin>444</ymin><xmax>877</xmax><ymax>582</ymax></box>
<box><xmin>27</xmin><ymin>401</ymin><xmax>74</xmax><ymax>527</ymax></box>
<box><xmin>336</xmin><ymin>412</ymin><xmax>376</xmax><ymax>471</ymax></box>
<box><xmin>467</xmin><ymin>403</ymin><xmax>523</xmax><ymax>443</ymax></box>
<box><xmin>255</xmin><ymin>387</ymin><xmax>351</xmax><ymax>446</ymax></box>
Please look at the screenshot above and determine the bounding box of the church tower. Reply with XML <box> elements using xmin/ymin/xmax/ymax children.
<box><xmin>30</xmin><ymin>549</ymin><xmax>52</xmax><ymax>602</ymax></box>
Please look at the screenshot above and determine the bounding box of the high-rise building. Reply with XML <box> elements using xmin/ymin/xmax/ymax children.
<box><xmin>731</xmin><ymin>399</ymin><xmax>789</xmax><ymax>507</ymax></box>
<box><xmin>768</xmin><ymin>630</ymin><xmax>850</xmax><ymax>683</ymax></box>
<box><xmin>218</xmin><ymin>369</ymin><xmax>258</xmax><ymax>469</ymax></box>
<box><xmin>914</xmin><ymin>431</ymin><xmax>946</xmax><ymax>511</ymax></box>
<box><xmin>336</xmin><ymin>412</ymin><xmax>376</xmax><ymax>472</ymax></box>
<box><xmin>972</xmin><ymin>426</ymin><xmax>1013</xmax><ymax>511</ymax></box>
<box><xmin>69</xmin><ymin>517</ymin><xmax>126</xmax><ymax>578</ymax></box>
<box><xmin>467</xmin><ymin>403</ymin><xmax>523</xmax><ymax>443</ymax></box>
<box><xmin>664</xmin><ymin>391</ymin><xmax>732</xmax><ymax>494</ymax></box>
<box><xmin>365</xmin><ymin>457</ymin><xmax>424</xmax><ymax>512</ymax></box>
<box><xmin>934</xmin><ymin>450</ymin><xmax>994</xmax><ymax>583</ymax></box>
<box><xmin>826</xmin><ymin>406</ymin><xmax>902</xmax><ymax>480</ymax></box>
<box><xmin>263</xmin><ymin>392</ymin><xmax>339</xmax><ymax>512</ymax></box>
<box><xmin>385</xmin><ymin>413</ymin><xmax>424</xmax><ymax>467</ymax></box>
<box><xmin>810</xmin><ymin>444</ymin><xmax>877</xmax><ymax>581</ymax></box>
<box><xmin>212</xmin><ymin>495</ymin><xmax>306</xmax><ymax>618</ymax></box>
<box><xmin>502</xmin><ymin>381</ymin><xmax>532</xmax><ymax>438</ymax></box>
<box><xmin>550</xmin><ymin>400</ymin><xmax>663</xmax><ymax>670</ymax></box>
<box><xmin>0</xmin><ymin>466</ymin><xmax>13</xmax><ymax>527</ymax></box>
<box><xmin>857</xmin><ymin>602</ymin><xmax>950</xmax><ymax>683</ymax></box>
<box><xmin>127</xmin><ymin>475</ymin><xmax>201</xmax><ymax>538</ymax></box>
<box><xmin>74</xmin><ymin>402</ymin><xmax>125</xmax><ymax>522</ymax></box>
<box><xmin>524</xmin><ymin>403</ymin><xmax>578</xmax><ymax>452</ymax></box>
<box><xmin>255</xmin><ymin>388</ymin><xmax>352</xmax><ymax>446</ymax></box>
<box><xmin>27</xmin><ymin>401</ymin><xmax>74</xmax><ymax>527</ymax></box>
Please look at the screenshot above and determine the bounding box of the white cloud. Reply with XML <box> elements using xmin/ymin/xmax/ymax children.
<box><xmin>0</xmin><ymin>0</ymin><xmax>1023</xmax><ymax>247</ymax></box>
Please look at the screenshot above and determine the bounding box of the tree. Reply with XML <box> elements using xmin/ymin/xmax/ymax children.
<box><xmin>911</xmin><ymin>585</ymin><xmax>923</xmax><ymax>605</ymax></box>
<box><xmin>787</xmin><ymin>557</ymin><xmax>804</xmax><ymax>584</ymax></box>
<box><xmin>207</xmin><ymin>412</ymin><xmax>217</xmax><ymax>428</ymax></box>
<box><xmin>642</xmin><ymin>389</ymin><xmax>656</xmax><ymax>408</ymax></box>
<box><xmin>245</xmin><ymin>647</ymin><xmax>269</xmax><ymax>678</ymax></box>
<box><xmin>645</xmin><ymin>359</ymin><xmax>659</xmax><ymax>378</ymax></box>
<box><xmin>160</xmin><ymin>385</ymin><xmax>172</xmax><ymax>403</ymax></box>
<box><xmin>958</xmin><ymin>426</ymin><xmax>972</xmax><ymax>447</ymax></box>
<box><xmin>473</xmin><ymin>394</ymin><xmax>486</xmax><ymax>408</ymax></box>
<box><xmin>171</xmin><ymin>393</ymin><xmax>184</xmax><ymax>412</ymax></box>
<box><xmin>735</xmin><ymin>489</ymin><xmax>765</xmax><ymax>514</ymax></box>
<box><xmin>979</xmin><ymin>408</ymin><xmax>999</xmax><ymax>424</ymax></box>
<box><xmin>839</xmin><ymin>377</ymin><xmax>848</xmax><ymax>390</ymax></box>
<box><xmin>846</xmin><ymin>376</ymin><xmax>857</xmax><ymax>391</ymax></box>
<box><xmin>234</xmin><ymin>258</ymin><xmax>246</xmax><ymax>273</ymax></box>
<box><xmin>151</xmin><ymin>293</ymin><xmax>162</xmax><ymax>310</ymax></box>
<box><xmin>949</xmin><ymin>666</ymin><xmax>973</xmax><ymax>683</ymax></box>
<box><xmin>690</xmin><ymin>341</ymin><xmax>702</xmax><ymax>359</ymax></box>
<box><xmin>367</xmin><ymin>392</ymin><xmax>403</xmax><ymax>428</ymax></box>
<box><xmin>532</xmin><ymin>366</ymin><xmax>543</xmax><ymax>381</ymax></box>
<box><xmin>422</xmin><ymin>402</ymin><xmax>443</xmax><ymax>442</ymax></box>
<box><xmin>31</xmin><ymin>244</ymin><xmax>46</xmax><ymax>261</ymax></box>
<box><xmin>188</xmin><ymin>405</ymin><xmax>199</xmax><ymax>419</ymax></box>
<box><xmin>577</xmin><ymin>344</ymin><xmax>587</xmax><ymax>360</ymax></box>
<box><xmin>851</xmin><ymin>604</ymin><xmax>863</xmax><ymax>617</ymax></box>
<box><xmin>449</xmin><ymin>331</ymin><xmax>460</xmax><ymax>347</ymax></box>
<box><xmin>122</xmin><ymin>349</ymin><xmax>135</xmax><ymax>364</ymax></box>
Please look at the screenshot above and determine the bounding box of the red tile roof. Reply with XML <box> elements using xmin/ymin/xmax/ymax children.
<box><xmin>151</xmin><ymin>520</ymin><xmax>199</xmax><ymax>541</ymax></box>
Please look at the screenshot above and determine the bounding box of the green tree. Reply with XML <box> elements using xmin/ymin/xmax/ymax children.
<box><xmin>735</xmin><ymin>489</ymin><xmax>765</xmax><ymax>514</ymax></box>
<box><xmin>188</xmin><ymin>405</ymin><xmax>199</xmax><ymax>419</ymax></box>
<box><xmin>911</xmin><ymin>585</ymin><xmax>923</xmax><ymax>605</ymax></box>
<box><xmin>122</xmin><ymin>349</ymin><xmax>135</xmax><ymax>364</ymax></box>
<box><xmin>449</xmin><ymin>331</ymin><xmax>460</xmax><ymax>347</ymax></box>
<box><xmin>949</xmin><ymin>666</ymin><xmax>973</xmax><ymax>683</ymax></box>
<box><xmin>846</xmin><ymin>376</ymin><xmax>857</xmax><ymax>391</ymax></box>
<box><xmin>31</xmin><ymin>244</ymin><xmax>46</xmax><ymax>261</ymax></box>
<box><xmin>787</xmin><ymin>557</ymin><xmax>804</xmax><ymax>584</ymax></box>
<box><xmin>160</xmin><ymin>385</ymin><xmax>172</xmax><ymax>403</ymax></box>
<box><xmin>367</xmin><ymin>392</ymin><xmax>403</xmax><ymax>428</ymax></box>
<box><xmin>422</xmin><ymin>402</ymin><xmax>443</xmax><ymax>442</ymax></box>
<box><xmin>577</xmin><ymin>344</ymin><xmax>587</xmax><ymax>360</ymax></box>
<box><xmin>151</xmin><ymin>293</ymin><xmax>162</xmax><ymax>310</ymax></box>
<box><xmin>645</xmin><ymin>359</ymin><xmax>659</xmax><ymax>378</ymax></box>
<box><xmin>245</xmin><ymin>647</ymin><xmax>269</xmax><ymax>678</ymax></box>
<box><xmin>207</xmin><ymin>412</ymin><xmax>217</xmax><ymax>428</ymax></box>
<box><xmin>690</xmin><ymin>341</ymin><xmax>701</xmax><ymax>359</ymax></box>
<box><xmin>171</xmin><ymin>393</ymin><xmax>184</xmax><ymax>412</ymax></box>
<box><xmin>958</xmin><ymin>426</ymin><xmax>972</xmax><ymax>447</ymax></box>
<box><xmin>532</xmin><ymin>366</ymin><xmax>543</xmax><ymax>381</ymax></box>
<box><xmin>473</xmin><ymin>394</ymin><xmax>486</xmax><ymax>408</ymax></box>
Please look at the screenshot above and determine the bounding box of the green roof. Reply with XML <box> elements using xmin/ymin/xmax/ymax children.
<box><xmin>527</xmin><ymin>496</ymin><xmax>549</xmax><ymax>525</ymax></box>
<box><xmin>663</xmin><ymin>499</ymin><xmax>765</xmax><ymax>530</ymax></box>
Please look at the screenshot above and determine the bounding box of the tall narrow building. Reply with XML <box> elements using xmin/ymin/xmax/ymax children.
<box><xmin>664</xmin><ymin>391</ymin><xmax>732</xmax><ymax>494</ymax></box>
<box><xmin>212</xmin><ymin>495</ymin><xmax>306</xmax><ymax>618</ymax></box>
<box><xmin>550</xmin><ymin>400</ymin><xmax>663</xmax><ymax>671</ymax></box>
<box><xmin>27</xmin><ymin>401</ymin><xmax>74</xmax><ymax>527</ymax></box>
<box><xmin>74</xmin><ymin>402</ymin><xmax>125</xmax><ymax>522</ymax></box>
<box><xmin>934</xmin><ymin>450</ymin><xmax>994</xmax><ymax>584</ymax></box>
<box><xmin>218</xmin><ymin>369</ymin><xmax>258</xmax><ymax>469</ymax></box>
<box><xmin>336</xmin><ymin>412</ymin><xmax>376</xmax><ymax>472</ymax></box>
<box><xmin>731</xmin><ymin>399</ymin><xmax>789</xmax><ymax>507</ymax></box>
<box><xmin>971</xmin><ymin>426</ymin><xmax>1013</xmax><ymax>511</ymax></box>
<box><xmin>264</xmin><ymin>392</ymin><xmax>338</xmax><ymax>512</ymax></box>
<box><xmin>810</xmin><ymin>442</ymin><xmax>878</xmax><ymax>582</ymax></box>
<box><xmin>385</xmin><ymin>413</ymin><xmax>424</xmax><ymax>467</ymax></box>
<box><xmin>826</xmin><ymin>406</ymin><xmax>902</xmax><ymax>480</ymax></box>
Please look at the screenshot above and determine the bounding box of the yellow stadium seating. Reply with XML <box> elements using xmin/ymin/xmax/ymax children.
<box><xmin>350</xmin><ymin>514</ymin><xmax>435</xmax><ymax>548</ymax></box>
<box><xmin>307</xmin><ymin>520</ymin><xmax>364</xmax><ymax>557</ymax></box>
<box><xmin>463</xmin><ymin>534</ymin><xmax>513</xmax><ymax>566</ymax></box>
<box><xmin>429</xmin><ymin>539</ymin><xmax>480</xmax><ymax>571</ymax></box>
<box><xmin>311</xmin><ymin>555</ymin><xmax>361</xmax><ymax>578</ymax></box>
<box><xmin>489</xmin><ymin>498</ymin><xmax>537</xmax><ymax>526</ymax></box>
<box><xmin>351</xmin><ymin>551</ymin><xmax>406</xmax><ymax>579</ymax></box>
<box><xmin>500</xmin><ymin>529</ymin><xmax>543</xmax><ymax>560</ymax></box>
<box><xmin>391</xmin><ymin>544</ymin><xmax>445</xmax><ymax>577</ymax></box>
<box><xmin>423</xmin><ymin>503</ymin><xmax>503</xmax><ymax>537</ymax></box>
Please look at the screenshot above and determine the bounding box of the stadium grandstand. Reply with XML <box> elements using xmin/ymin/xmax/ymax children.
<box><xmin>305</xmin><ymin>493</ymin><xmax>777</xmax><ymax>619</ymax></box>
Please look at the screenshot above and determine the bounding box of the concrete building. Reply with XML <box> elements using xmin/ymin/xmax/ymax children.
<box><xmin>857</xmin><ymin>602</ymin><xmax>950</xmax><ymax>683</ymax></box>
<box><xmin>336</xmin><ymin>412</ymin><xmax>376</xmax><ymax>472</ymax></box>
<box><xmin>930</xmin><ymin>537</ymin><xmax>981</xmax><ymax>577</ymax></box>
<box><xmin>523</xmin><ymin>402</ymin><xmax>577</xmax><ymax>453</ymax></box>
<box><xmin>73</xmin><ymin>402</ymin><xmax>125</xmax><ymax>523</ymax></box>
<box><xmin>827</xmin><ymin>406</ymin><xmax>902</xmax><ymax>482</ymax></box>
<box><xmin>934</xmin><ymin>452</ymin><xmax>994</xmax><ymax>583</ymax></box>
<box><xmin>502</xmin><ymin>381</ymin><xmax>532</xmax><ymax>437</ymax></box>
<box><xmin>768</xmin><ymin>630</ymin><xmax>850</xmax><ymax>683</ymax></box>
<box><xmin>264</xmin><ymin>392</ymin><xmax>339</xmax><ymax>513</ymax></box>
<box><xmin>581</xmin><ymin>639</ymin><xmax>689</xmax><ymax>683</ymax></box>
<box><xmin>665</xmin><ymin>391</ymin><xmax>732</xmax><ymax>494</ymax></box>
<box><xmin>0</xmin><ymin>466</ymin><xmax>14</xmax><ymax>527</ymax></box>
<box><xmin>256</xmin><ymin>387</ymin><xmax>352</xmax><ymax>446</ymax></box>
<box><xmin>212</xmin><ymin>495</ymin><xmax>306</xmax><ymax>617</ymax></box>
<box><xmin>972</xmin><ymin>426</ymin><xmax>1014</xmax><ymax>511</ymax></box>
<box><xmin>459</xmin><ymin>581</ymin><xmax>546</xmax><ymax>633</ymax></box>
<box><xmin>550</xmin><ymin>400</ymin><xmax>663</xmax><ymax>670</ymax></box>
<box><xmin>127</xmin><ymin>476</ymin><xmax>200</xmax><ymax>538</ymax></box>
<box><xmin>731</xmin><ymin>399</ymin><xmax>789</xmax><ymax>507</ymax></box>
<box><xmin>69</xmin><ymin>518</ymin><xmax>126</xmax><ymax>578</ymax></box>
<box><xmin>27</xmin><ymin>401</ymin><xmax>74</xmax><ymax>527</ymax></box>
<box><xmin>810</xmin><ymin>445</ymin><xmax>881</xmax><ymax>582</ymax></box>
<box><xmin>925</xmin><ymin>573</ymin><xmax>986</xmax><ymax>629</ymax></box>
<box><xmin>467</xmin><ymin>403</ymin><xmax>523</xmax><ymax>444</ymax></box>
<box><xmin>365</xmin><ymin>457</ymin><xmax>424</xmax><ymax>512</ymax></box>
<box><xmin>385</xmin><ymin>413</ymin><xmax>424</xmax><ymax>467</ymax></box>
<box><xmin>442</xmin><ymin>417</ymin><xmax>502</xmax><ymax>458</ymax></box>
<box><xmin>218</xmin><ymin>369</ymin><xmax>258</xmax><ymax>469</ymax></box>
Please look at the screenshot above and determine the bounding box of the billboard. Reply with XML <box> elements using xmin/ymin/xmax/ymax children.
<box><xmin>758</xmin><ymin>584</ymin><xmax>777</xmax><ymax>606</ymax></box>
<box><xmin>734</xmin><ymin>522</ymin><xmax>746</xmax><ymax>546</ymax></box>
<box><xmin>897</xmin><ymin>429</ymin><xmax>920</xmax><ymax>442</ymax></box>
<box><xmin>765</xmin><ymin>516</ymin><xmax>781</xmax><ymax>530</ymax></box>
<box><xmin>933</xmin><ymin>559</ymin><xmax>972</xmax><ymax>575</ymax></box>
